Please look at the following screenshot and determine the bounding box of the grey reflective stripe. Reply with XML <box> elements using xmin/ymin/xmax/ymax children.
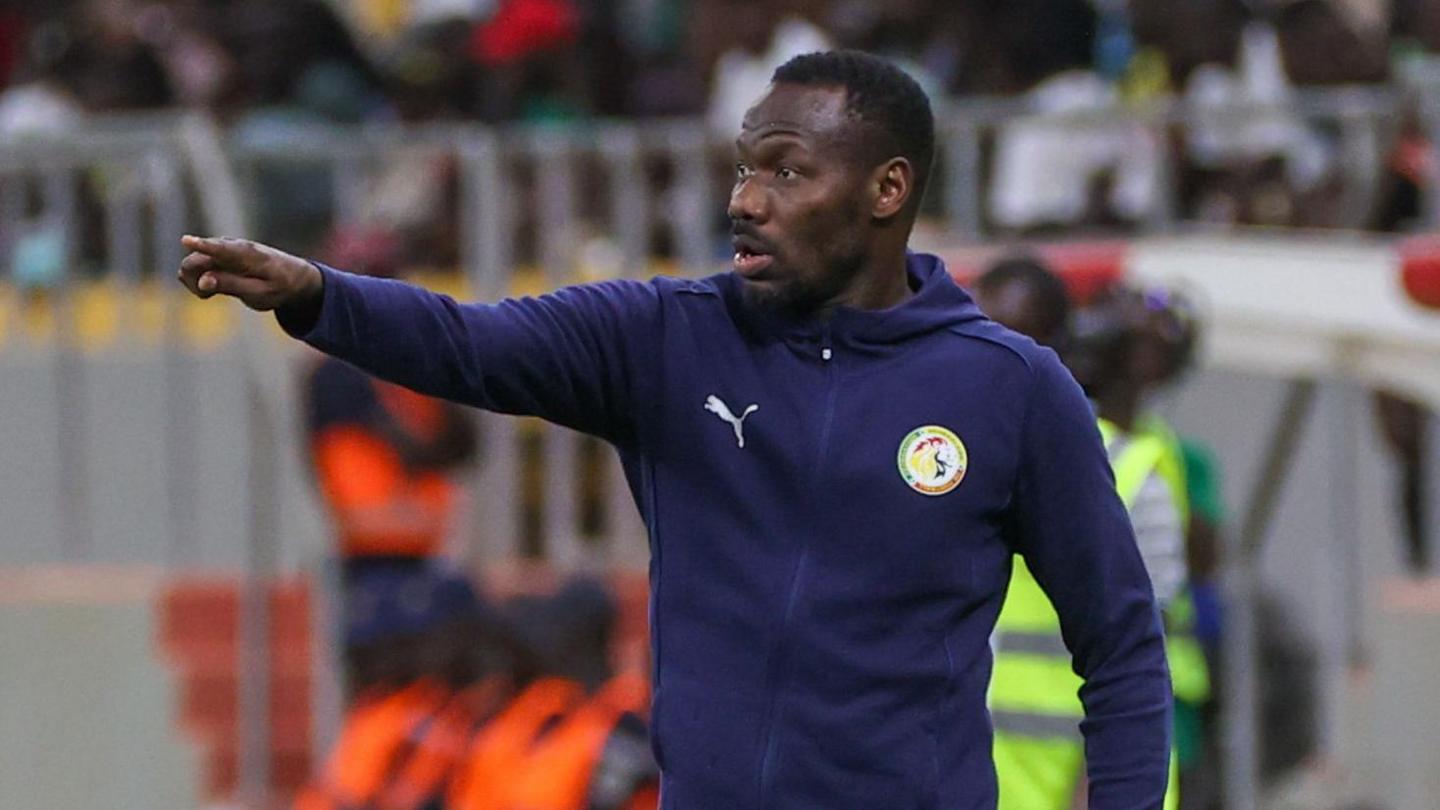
<box><xmin>995</xmin><ymin>630</ymin><xmax>1071</xmax><ymax>658</ymax></box>
<box><xmin>991</xmin><ymin>710</ymin><xmax>1083</xmax><ymax>741</ymax></box>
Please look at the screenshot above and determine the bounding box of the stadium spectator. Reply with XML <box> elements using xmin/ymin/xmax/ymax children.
<box><xmin>821</xmin><ymin>1</ymin><xmax>953</xmax><ymax>99</ymax></box>
<box><xmin>1274</xmin><ymin>0</ymin><xmax>1389</xmax><ymax>88</ymax></box>
<box><xmin>0</xmin><ymin>6</ymin><xmax>28</xmax><ymax>88</ymax></box>
<box><xmin>0</xmin><ymin>22</ymin><xmax>84</xmax><ymax>137</ymax></box>
<box><xmin>0</xmin><ymin>19</ymin><xmax>95</xmax><ymax>290</ymax></box>
<box><xmin>702</xmin><ymin>0</ymin><xmax>831</xmax><ymax>136</ymax></box>
<box><xmin>55</xmin><ymin>0</ymin><xmax>174</xmax><ymax>112</ymax></box>
<box><xmin>131</xmin><ymin>1</ymin><xmax>235</xmax><ymax>111</ymax></box>
<box><xmin>332</xmin><ymin>0</ymin><xmax>492</xmax><ymax>48</ymax></box>
<box><xmin>221</xmin><ymin>1</ymin><xmax>395</xmax><ymax>249</ymax></box>
<box><xmin>469</xmin><ymin>0</ymin><xmax>586</xmax><ymax>124</ymax></box>
<box><xmin>985</xmin><ymin>0</ymin><xmax>1162</xmax><ymax>233</ymax></box>
<box><xmin>220</xmin><ymin>0</ymin><xmax>388</xmax><ymax>118</ymax></box>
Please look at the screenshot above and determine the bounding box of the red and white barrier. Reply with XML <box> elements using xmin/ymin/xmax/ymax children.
<box><xmin>941</xmin><ymin>232</ymin><xmax>1440</xmax><ymax>407</ymax></box>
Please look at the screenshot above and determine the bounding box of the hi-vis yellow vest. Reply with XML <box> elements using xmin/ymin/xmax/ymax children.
<box><xmin>991</xmin><ymin>417</ymin><xmax>1209</xmax><ymax>810</ymax></box>
<box><xmin>1129</xmin><ymin>416</ymin><xmax>1211</xmax><ymax>708</ymax></box>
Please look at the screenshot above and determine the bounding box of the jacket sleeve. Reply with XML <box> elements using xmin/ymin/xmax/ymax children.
<box><xmin>279</xmin><ymin>264</ymin><xmax>662</xmax><ymax>445</ymax></box>
<box><xmin>1004</xmin><ymin>349</ymin><xmax>1172</xmax><ymax>809</ymax></box>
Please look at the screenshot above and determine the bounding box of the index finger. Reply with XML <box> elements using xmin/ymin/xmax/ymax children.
<box><xmin>180</xmin><ymin>235</ymin><xmax>250</xmax><ymax>261</ymax></box>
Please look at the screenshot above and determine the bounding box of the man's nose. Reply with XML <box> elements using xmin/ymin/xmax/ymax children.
<box><xmin>727</xmin><ymin>178</ymin><xmax>765</xmax><ymax>223</ymax></box>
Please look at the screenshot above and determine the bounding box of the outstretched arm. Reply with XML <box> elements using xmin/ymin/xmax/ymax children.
<box><xmin>1005</xmin><ymin>350</ymin><xmax>1172</xmax><ymax>809</ymax></box>
<box><xmin>177</xmin><ymin>235</ymin><xmax>661</xmax><ymax>443</ymax></box>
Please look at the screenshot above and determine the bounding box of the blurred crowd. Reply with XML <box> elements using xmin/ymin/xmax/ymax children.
<box><xmin>6</xmin><ymin>0</ymin><xmax>1440</xmax><ymax>283</ymax></box>
<box><xmin>5</xmin><ymin>1</ymin><xmax>1440</xmax><ymax>240</ymax></box>
<box><xmin>1</xmin><ymin>0</ymin><xmax>1434</xmax><ymax>126</ymax></box>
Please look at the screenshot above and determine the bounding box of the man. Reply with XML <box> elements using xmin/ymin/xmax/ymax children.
<box><xmin>970</xmin><ymin>254</ymin><xmax>1072</xmax><ymax>349</ymax></box>
<box><xmin>179</xmin><ymin>50</ymin><xmax>1170</xmax><ymax>809</ymax></box>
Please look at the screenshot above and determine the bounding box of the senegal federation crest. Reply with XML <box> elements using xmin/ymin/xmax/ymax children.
<box><xmin>898</xmin><ymin>425</ymin><xmax>967</xmax><ymax>496</ymax></box>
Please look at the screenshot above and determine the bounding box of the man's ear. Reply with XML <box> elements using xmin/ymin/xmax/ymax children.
<box><xmin>872</xmin><ymin>158</ymin><xmax>913</xmax><ymax>221</ymax></box>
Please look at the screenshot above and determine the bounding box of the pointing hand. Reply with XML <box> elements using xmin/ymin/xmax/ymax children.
<box><xmin>177</xmin><ymin>235</ymin><xmax>323</xmax><ymax>312</ymax></box>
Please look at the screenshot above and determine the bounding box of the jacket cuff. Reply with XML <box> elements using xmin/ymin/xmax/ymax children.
<box><xmin>274</xmin><ymin>261</ymin><xmax>334</xmax><ymax>339</ymax></box>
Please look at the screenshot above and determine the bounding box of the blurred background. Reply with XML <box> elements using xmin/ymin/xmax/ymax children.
<box><xmin>3</xmin><ymin>0</ymin><xmax>1440</xmax><ymax>808</ymax></box>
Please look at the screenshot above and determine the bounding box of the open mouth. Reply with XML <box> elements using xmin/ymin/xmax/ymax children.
<box><xmin>733</xmin><ymin>247</ymin><xmax>775</xmax><ymax>277</ymax></box>
<box><xmin>732</xmin><ymin>233</ymin><xmax>775</xmax><ymax>277</ymax></box>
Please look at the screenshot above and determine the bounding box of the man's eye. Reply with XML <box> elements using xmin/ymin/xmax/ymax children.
<box><xmin>777</xmin><ymin>167</ymin><xmax>799</xmax><ymax>180</ymax></box>
<box><xmin>735</xmin><ymin>163</ymin><xmax>753</xmax><ymax>179</ymax></box>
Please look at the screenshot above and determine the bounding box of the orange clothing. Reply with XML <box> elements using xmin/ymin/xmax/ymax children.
<box><xmin>296</xmin><ymin>679</ymin><xmax>451</xmax><ymax>809</ymax></box>
<box><xmin>503</xmin><ymin>673</ymin><xmax>652</xmax><ymax>810</ymax></box>
<box><xmin>448</xmin><ymin>678</ymin><xmax>586</xmax><ymax>810</ymax></box>
<box><xmin>626</xmin><ymin>785</ymin><xmax>660</xmax><ymax>810</ymax></box>
<box><xmin>308</xmin><ymin>357</ymin><xmax>461</xmax><ymax>559</ymax></box>
<box><xmin>449</xmin><ymin>674</ymin><xmax>655</xmax><ymax>810</ymax></box>
<box><xmin>376</xmin><ymin>678</ymin><xmax>512</xmax><ymax>810</ymax></box>
<box><xmin>313</xmin><ymin>424</ymin><xmax>455</xmax><ymax>557</ymax></box>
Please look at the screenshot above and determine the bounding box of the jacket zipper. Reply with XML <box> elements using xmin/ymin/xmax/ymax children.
<box><xmin>757</xmin><ymin>326</ymin><xmax>839</xmax><ymax>803</ymax></box>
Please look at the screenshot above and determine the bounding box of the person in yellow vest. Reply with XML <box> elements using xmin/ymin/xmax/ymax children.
<box><xmin>1088</xmin><ymin>287</ymin><xmax>1212</xmax><ymax>757</ymax></box>
<box><xmin>975</xmin><ymin>263</ymin><xmax>1209</xmax><ymax>810</ymax></box>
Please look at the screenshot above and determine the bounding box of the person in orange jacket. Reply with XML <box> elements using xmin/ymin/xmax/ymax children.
<box><xmin>374</xmin><ymin>568</ymin><xmax>539</xmax><ymax>810</ymax></box>
<box><xmin>449</xmin><ymin>577</ymin><xmax>659</xmax><ymax>810</ymax></box>
<box><xmin>307</xmin><ymin>354</ymin><xmax>477</xmax><ymax>561</ymax></box>
<box><xmin>297</xmin><ymin>564</ymin><xmax>526</xmax><ymax>810</ymax></box>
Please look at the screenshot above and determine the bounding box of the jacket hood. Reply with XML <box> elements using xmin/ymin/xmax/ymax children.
<box><xmin>715</xmin><ymin>250</ymin><xmax>986</xmax><ymax>349</ymax></box>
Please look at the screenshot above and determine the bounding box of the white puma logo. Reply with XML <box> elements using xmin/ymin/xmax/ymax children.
<box><xmin>705</xmin><ymin>395</ymin><xmax>759</xmax><ymax>448</ymax></box>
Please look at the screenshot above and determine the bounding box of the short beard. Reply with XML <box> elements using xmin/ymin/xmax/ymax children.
<box><xmin>741</xmin><ymin>277</ymin><xmax>808</xmax><ymax>315</ymax></box>
<box><xmin>740</xmin><ymin>252</ymin><xmax>866</xmax><ymax>317</ymax></box>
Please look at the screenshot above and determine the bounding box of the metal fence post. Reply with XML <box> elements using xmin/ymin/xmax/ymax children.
<box><xmin>1223</xmin><ymin>562</ymin><xmax>1261</xmax><ymax>810</ymax></box>
<box><xmin>599</xmin><ymin>126</ymin><xmax>649</xmax><ymax>276</ymax></box>
<box><xmin>459</xmin><ymin>131</ymin><xmax>522</xmax><ymax>565</ymax></box>
<box><xmin>238</xmin><ymin>371</ymin><xmax>276</xmax><ymax>806</ymax></box>
<box><xmin>666</xmin><ymin>125</ymin><xmax>716</xmax><ymax>276</ymax></box>
<box><xmin>151</xmin><ymin>147</ymin><xmax>199</xmax><ymax>566</ymax></box>
<box><xmin>942</xmin><ymin>121</ymin><xmax>984</xmax><ymax>241</ymax></box>
<box><xmin>45</xmin><ymin>165</ymin><xmax>89</xmax><ymax>559</ymax></box>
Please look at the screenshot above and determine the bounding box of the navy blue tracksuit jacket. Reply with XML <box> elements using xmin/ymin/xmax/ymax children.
<box><xmin>281</xmin><ymin>251</ymin><xmax>1172</xmax><ymax>809</ymax></box>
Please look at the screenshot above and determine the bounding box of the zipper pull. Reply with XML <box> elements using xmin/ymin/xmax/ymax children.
<box><xmin>820</xmin><ymin>325</ymin><xmax>833</xmax><ymax>362</ymax></box>
<box><xmin>821</xmin><ymin>347</ymin><xmax>832</xmax><ymax>361</ymax></box>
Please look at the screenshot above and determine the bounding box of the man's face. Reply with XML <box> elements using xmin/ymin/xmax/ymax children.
<box><xmin>729</xmin><ymin>83</ymin><xmax>875</xmax><ymax>312</ymax></box>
